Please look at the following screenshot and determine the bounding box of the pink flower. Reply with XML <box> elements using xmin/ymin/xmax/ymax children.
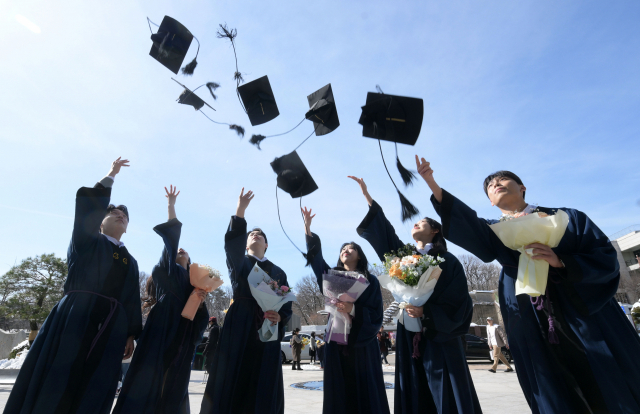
<box><xmin>281</xmin><ymin>286</ymin><xmax>289</xmax><ymax>292</ymax></box>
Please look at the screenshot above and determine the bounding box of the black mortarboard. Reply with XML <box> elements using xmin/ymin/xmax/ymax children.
<box><xmin>305</xmin><ymin>84</ymin><xmax>339</xmax><ymax>136</ymax></box>
<box><xmin>358</xmin><ymin>92</ymin><xmax>424</xmax><ymax>146</ymax></box>
<box><xmin>148</xmin><ymin>16</ymin><xmax>200</xmax><ymax>75</ymax></box>
<box><xmin>270</xmin><ymin>151</ymin><xmax>318</xmax><ymax>198</ymax></box>
<box><xmin>172</xmin><ymin>79</ymin><xmax>214</xmax><ymax>111</ymax></box>
<box><xmin>238</xmin><ymin>76</ymin><xmax>280</xmax><ymax>126</ymax></box>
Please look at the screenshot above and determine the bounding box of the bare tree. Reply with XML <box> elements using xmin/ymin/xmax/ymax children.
<box><xmin>292</xmin><ymin>275</ymin><xmax>325</xmax><ymax>325</ymax></box>
<box><xmin>458</xmin><ymin>254</ymin><xmax>500</xmax><ymax>291</ymax></box>
<box><xmin>205</xmin><ymin>285</ymin><xmax>232</xmax><ymax>325</ymax></box>
<box><xmin>139</xmin><ymin>271</ymin><xmax>150</xmax><ymax>298</ymax></box>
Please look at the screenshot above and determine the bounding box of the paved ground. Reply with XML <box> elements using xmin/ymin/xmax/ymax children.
<box><xmin>0</xmin><ymin>360</ymin><xmax>529</xmax><ymax>413</ymax></box>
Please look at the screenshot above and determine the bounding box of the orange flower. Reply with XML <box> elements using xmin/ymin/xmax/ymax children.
<box><xmin>412</xmin><ymin>255</ymin><xmax>421</xmax><ymax>259</ymax></box>
<box><xmin>390</xmin><ymin>264</ymin><xmax>403</xmax><ymax>278</ymax></box>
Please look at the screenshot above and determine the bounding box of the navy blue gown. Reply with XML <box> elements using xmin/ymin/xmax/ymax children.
<box><xmin>200</xmin><ymin>216</ymin><xmax>293</xmax><ymax>414</ymax></box>
<box><xmin>306</xmin><ymin>232</ymin><xmax>390</xmax><ymax>414</ymax></box>
<box><xmin>4</xmin><ymin>183</ymin><xmax>142</xmax><ymax>414</ymax></box>
<box><xmin>113</xmin><ymin>218</ymin><xmax>209</xmax><ymax>414</ymax></box>
<box><xmin>356</xmin><ymin>200</ymin><xmax>481</xmax><ymax>414</ymax></box>
<box><xmin>431</xmin><ymin>189</ymin><xmax>640</xmax><ymax>414</ymax></box>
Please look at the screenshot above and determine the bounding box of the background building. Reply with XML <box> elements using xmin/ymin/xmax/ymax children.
<box><xmin>611</xmin><ymin>225</ymin><xmax>640</xmax><ymax>304</ymax></box>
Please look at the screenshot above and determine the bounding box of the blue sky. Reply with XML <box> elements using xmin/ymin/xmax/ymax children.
<box><xmin>1</xmin><ymin>0</ymin><xmax>639</xmax><ymax>287</ymax></box>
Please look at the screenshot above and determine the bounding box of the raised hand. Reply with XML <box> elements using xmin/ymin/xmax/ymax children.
<box><xmin>301</xmin><ymin>207</ymin><xmax>316</xmax><ymax>236</ymax></box>
<box><xmin>347</xmin><ymin>176</ymin><xmax>373</xmax><ymax>206</ymax></box>
<box><xmin>108</xmin><ymin>157</ymin><xmax>130</xmax><ymax>177</ymax></box>
<box><xmin>236</xmin><ymin>187</ymin><xmax>254</xmax><ymax>218</ymax></box>
<box><xmin>415</xmin><ymin>155</ymin><xmax>443</xmax><ymax>203</ymax></box>
<box><xmin>165</xmin><ymin>185</ymin><xmax>180</xmax><ymax>206</ymax></box>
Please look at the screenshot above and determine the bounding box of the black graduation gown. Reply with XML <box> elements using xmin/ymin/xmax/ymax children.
<box><xmin>431</xmin><ymin>189</ymin><xmax>640</xmax><ymax>414</ymax></box>
<box><xmin>200</xmin><ymin>216</ymin><xmax>293</xmax><ymax>414</ymax></box>
<box><xmin>204</xmin><ymin>324</ymin><xmax>220</xmax><ymax>374</ymax></box>
<box><xmin>306</xmin><ymin>232</ymin><xmax>390</xmax><ymax>414</ymax></box>
<box><xmin>113</xmin><ymin>218</ymin><xmax>209</xmax><ymax>414</ymax></box>
<box><xmin>4</xmin><ymin>183</ymin><xmax>142</xmax><ymax>414</ymax></box>
<box><xmin>356</xmin><ymin>200</ymin><xmax>481</xmax><ymax>414</ymax></box>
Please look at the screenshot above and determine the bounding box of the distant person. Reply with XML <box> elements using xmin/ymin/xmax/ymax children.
<box><xmin>317</xmin><ymin>335</ymin><xmax>326</xmax><ymax>369</ymax></box>
<box><xmin>378</xmin><ymin>327</ymin><xmax>390</xmax><ymax>365</ymax></box>
<box><xmin>204</xmin><ymin>317</ymin><xmax>221</xmax><ymax>374</ymax></box>
<box><xmin>4</xmin><ymin>158</ymin><xmax>141</xmax><ymax>414</ymax></box>
<box><xmin>636</xmin><ymin>255</ymin><xmax>640</xmax><ymax>266</ymax></box>
<box><xmin>290</xmin><ymin>328</ymin><xmax>303</xmax><ymax>370</ymax></box>
<box><xmin>309</xmin><ymin>332</ymin><xmax>317</xmax><ymax>365</ymax></box>
<box><xmin>486</xmin><ymin>317</ymin><xmax>513</xmax><ymax>373</ymax></box>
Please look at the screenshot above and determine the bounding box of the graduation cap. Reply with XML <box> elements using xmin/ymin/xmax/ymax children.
<box><xmin>238</xmin><ymin>75</ymin><xmax>280</xmax><ymax>126</ymax></box>
<box><xmin>147</xmin><ymin>16</ymin><xmax>200</xmax><ymax>75</ymax></box>
<box><xmin>249</xmin><ymin>83</ymin><xmax>340</xmax><ymax>150</ymax></box>
<box><xmin>171</xmin><ymin>78</ymin><xmax>245</xmax><ymax>137</ymax></box>
<box><xmin>271</xmin><ymin>151</ymin><xmax>318</xmax><ymax>265</ymax></box>
<box><xmin>359</xmin><ymin>87</ymin><xmax>423</xmax><ymax>222</ymax></box>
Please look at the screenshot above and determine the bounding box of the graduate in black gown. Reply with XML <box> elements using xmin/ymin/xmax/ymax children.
<box><xmin>200</xmin><ymin>188</ymin><xmax>293</xmax><ymax>414</ymax></box>
<box><xmin>416</xmin><ymin>155</ymin><xmax>640</xmax><ymax>414</ymax></box>
<box><xmin>302</xmin><ymin>206</ymin><xmax>390</xmax><ymax>414</ymax></box>
<box><xmin>5</xmin><ymin>157</ymin><xmax>142</xmax><ymax>414</ymax></box>
<box><xmin>113</xmin><ymin>185</ymin><xmax>209</xmax><ymax>414</ymax></box>
<box><xmin>348</xmin><ymin>176</ymin><xmax>482</xmax><ymax>414</ymax></box>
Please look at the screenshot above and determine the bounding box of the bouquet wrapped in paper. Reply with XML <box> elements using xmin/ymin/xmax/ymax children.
<box><xmin>489</xmin><ymin>208</ymin><xmax>569</xmax><ymax>297</ymax></box>
<box><xmin>379</xmin><ymin>244</ymin><xmax>445</xmax><ymax>332</ymax></box>
<box><xmin>322</xmin><ymin>269</ymin><xmax>370</xmax><ymax>345</ymax></box>
<box><xmin>181</xmin><ymin>264</ymin><xmax>224</xmax><ymax>320</ymax></box>
<box><xmin>247</xmin><ymin>263</ymin><xmax>296</xmax><ymax>342</ymax></box>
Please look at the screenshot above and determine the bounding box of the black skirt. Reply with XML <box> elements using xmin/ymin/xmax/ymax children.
<box><xmin>309</xmin><ymin>349</ymin><xmax>316</xmax><ymax>357</ymax></box>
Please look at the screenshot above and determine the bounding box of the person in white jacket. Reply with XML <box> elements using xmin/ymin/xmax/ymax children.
<box><xmin>486</xmin><ymin>317</ymin><xmax>513</xmax><ymax>373</ymax></box>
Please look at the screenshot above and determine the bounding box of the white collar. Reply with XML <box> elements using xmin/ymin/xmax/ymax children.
<box><xmin>416</xmin><ymin>243</ymin><xmax>433</xmax><ymax>255</ymax></box>
<box><xmin>103</xmin><ymin>233</ymin><xmax>125</xmax><ymax>247</ymax></box>
<box><xmin>249</xmin><ymin>254</ymin><xmax>268</xmax><ymax>262</ymax></box>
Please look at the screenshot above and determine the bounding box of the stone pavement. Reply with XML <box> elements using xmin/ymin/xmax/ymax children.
<box><xmin>0</xmin><ymin>361</ymin><xmax>529</xmax><ymax>413</ymax></box>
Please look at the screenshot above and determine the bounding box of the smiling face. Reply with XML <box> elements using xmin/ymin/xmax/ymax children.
<box><xmin>177</xmin><ymin>248</ymin><xmax>190</xmax><ymax>268</ymax></box>
<box><xmin>411</xmin><ymin>218</ymin><xmax>436</xmax><ymax>241</ymax></box>
<box><xmin>100</xmin><ymin>208</ymin><xmax>128</xmax><ymax>238</ymax></box>
<box><xmin>340</xmin><ymin>244</ymin><xmax>360</xmax><ymax>267</ymax></box>
<box><xmin>486</xmin><ymin>176</ymin><xmax>526</xmax><ymax>208</ymax></box>
<box><xmin>246</xmin><ymin>230</ymin><xmax>268</xmax><ymax>255</ymax></box>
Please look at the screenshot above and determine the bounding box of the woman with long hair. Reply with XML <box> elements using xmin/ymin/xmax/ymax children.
<box><xmin>113</xmin><ymin>186</ymin><xmax>209</xmax><ymax>414</ymax></box>
<box><xmin>302</xmin><ymin>206</ymin><xmax>389</xmax><ymax>414</ymax></box>
<box><xmin>349</xmin><ymin>176</ymin><xmax>481</xmax><ymax>414</ymax></box>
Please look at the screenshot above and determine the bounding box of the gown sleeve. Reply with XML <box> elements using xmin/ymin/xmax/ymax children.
<box><xmin>349</xmin><ymin>276</ymin><xmax>384</xmax><ymax>348</ymax></box>
<box><xmin>70</xmin><ymin>183</ymin><xmax>112</xmax><ymax>253</ymax></box>
<box><xmin>151</xmin><ymin>218</ymin><xmax>183</xmax><ymax>293</ymax></box>
<box><xmin>356</xmin><ymin>200</ymin><xmax>406</xmax><ymax>261</ymax></box>
<box><xmin>554</xmin><ymin>209</ymin><xmax>621</xmax><ymax>315</ymax></box>
<box><xmin>225</xmin><ymin>216</ymin><xmax>248</xmax><ymax>285</ymax></box>
<box><xmin>430</xmin><ymin>189</ymin><xmax>505</xmax><ymax>263</ymax></box>
<box><xmin>192</xmin><ymin>305</ymin><xmax>210</xmax><ymax>345</ymax></box>
<box><xmin>276</xmin><ymin>270</ymin><xmax>293</xmax><ymax>341</ymax></box>
<box><xmin>305</xmin><ymin>233</ymin><xmax>331</xmax><ymax>294</ymax></box>
<box><xmin>421</xmin><ymin>253</ymin><xmax>473</xmax><ymax>342</ymax></box>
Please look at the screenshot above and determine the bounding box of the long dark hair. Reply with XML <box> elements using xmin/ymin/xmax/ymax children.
<box><xmin>142</xmin><ymin>276</ymin><xmax>156</xmax><ymax>311</ymax></box>
<box><xmin>335</xmin><ymin>241</ymin><xmax>371</xmax><ymax>278</ymax></box>
<box><xmin>424</xmin><ymin>217</ymin><xmax>447</xmax><ymax>256</ymax></box>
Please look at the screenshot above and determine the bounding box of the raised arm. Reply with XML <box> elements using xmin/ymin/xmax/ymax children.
<box><xmin>71</xmin><ymin>157</ymin><xmax>129</xmax><ymax>252</ymax></box>
<box><xmin>416</xmin><ymin>156</ymin><xmax>502</xmax><ymax>263</ymax></box>
<box><xmin>302</xmin><ymin>207</ymin><xmax>330</xmax><ymax>293</ymax></box>
<box><xmin>152</xmin><ymin>185</ymin><xmax>183</xmax><ymax>291</ymax></box>
<box><xmin>225</xmin><ymin>188</ymin><xmax>254</xmax><ymax>281</ymax></box>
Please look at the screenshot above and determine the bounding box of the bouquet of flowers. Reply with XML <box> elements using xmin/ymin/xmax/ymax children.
<box><xmin>247</xmin><ymin>263</ymin><xmax>297</xmax><ymax>342</ymax></box>
<box><xmin>301</xmin><ymin>337</ymin><xmax>310</xmax><ymax>350</ymax></box>
<box><xmin>378</xmin><ymin>245</ymin><xmax>444</xmax><ymax>332</ymax></box>
<box><xmin>181</xmin><ymin>264</ymin><xmax>224</xmax><ymax>321</ymax></box>
<box><xmin>489</xmin><ymin>207</ymin><xmax>569</xmax><ymax>297</ymax></box>
<box><xmin>322</xmin><ymin>269</ymin><xmax>370</xmax><ymax>345</ymax></box>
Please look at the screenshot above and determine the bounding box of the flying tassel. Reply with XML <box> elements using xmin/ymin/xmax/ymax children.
<box><xmin>229</xmin><ymin>124</ymin><xmax>245</xmax><ymax>137</ymax></box>
<box><xmin>181</xmin><ymin>57</ymin><xmax>198</xmax><ymax>75</ymax></box>
<box><xmin>216</xmin><ymin>24</ymin><xmax>237</xmax><ymax>41</ymax></box>
<box><xmin>396</xmin><ymin>156</ymin><xmax>417</xmax><ymax>186</ymax></box>
<box><xmin>249</xmin><ymin>134</ymin><xmax>266</xmax><ymax>149</ymax></box>
<box><xmin>234</xmin><ymin>71</ymin><xmax>244</xmax><ymax>83</ymax></box>
<box><xmin>397</xmin><ymin>190</ymin><xmax>420</xmax><ymax>222</ymax></box>
<box><xmin>206</xmin><ymin>82</ymin><xmax>220</xmax><ymax>100</ymax></box>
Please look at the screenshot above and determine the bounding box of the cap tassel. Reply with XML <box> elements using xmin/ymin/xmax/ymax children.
<box><xmin>398</xmin><ymin>189</ymin><xmax>420</xmax><ymax>222</ymax></box>
<box><xmin>229</xmin><ymin>125</ymin><xmax>245</xmax><ymax>137</ymax></box>
<box><xmin>234</xmin><ymin>71</ymin><xmax>244</xmax><ymax>83</ymax></box>
<box><xmin>206</xmin><ymin>82</ymin><xmax>220</xmax><ymax>100</ymax></box>
<box><xmin>249</xmin><ymin>134</ymin><xmax>266</xmax><ymax>149</ymax></box>
<box><xmin>181</xmin><ymin>57</ymin><xmax>198</xmax><ymax>75</ymax></box>
<box><xmin>396</xmin><ymin>156</ymin><xmax>417</xmax><ymax>186</ymax></box>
